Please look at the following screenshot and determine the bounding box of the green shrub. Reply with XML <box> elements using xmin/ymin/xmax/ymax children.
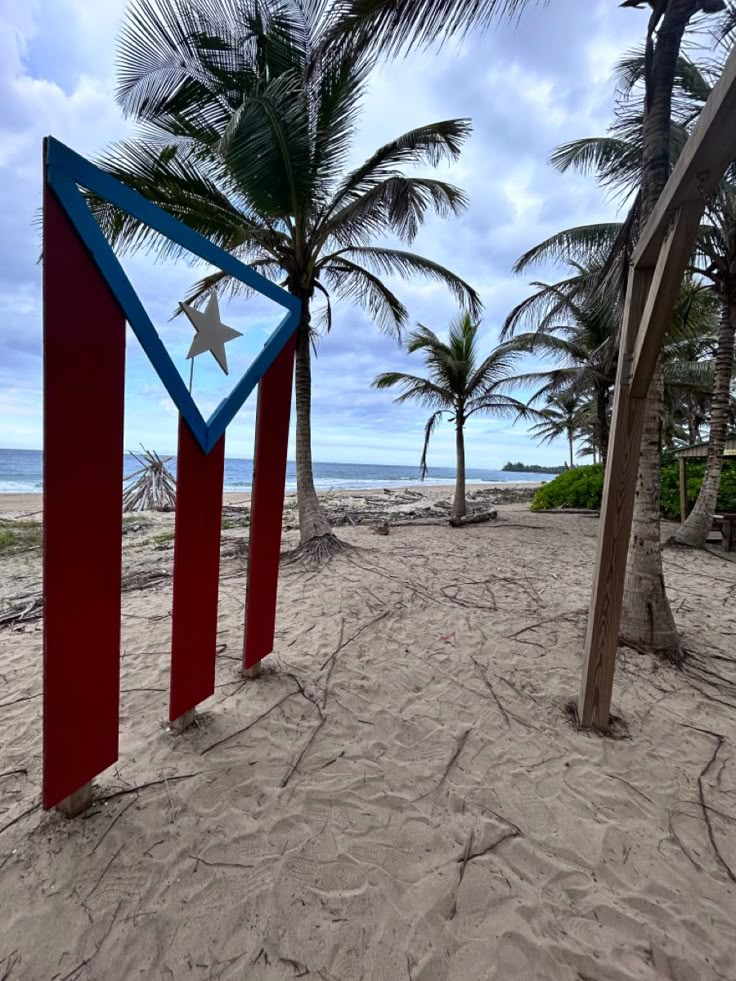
<box><xmin>660</xmin><ymin>457</ymin><xmax>736</xmax><ymax>520</ymax></box>
<box><xmin>530</xmin><ymin>457</ymin><xmax>736</xmax><ymax>517</ymax></box>
<box><xmin>530</xmin><ymin>465</ymin><xmax>605</xmax><ymax>511</ymax></box>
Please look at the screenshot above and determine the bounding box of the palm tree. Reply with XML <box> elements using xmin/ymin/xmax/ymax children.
<box><xmin>539</xmin><ymin>46</ymin><xmax>736</xmax><ymax>550</ymax></box>
<box><xmin>337</xmin><ymin>0</ymin><xmax>726</xmax><ymax>654</ymax></box>
<box><xmin>501</xmin><ymin>262</ymin><xmax>620</xmax><ymax>464</ymax></box>
<box><xmin>373</xmin><ymin>314</ymin><xmax>529</xmax><ymax>520</ymax></box>
<box><xmin>503</xmin><ymin>245</ymin><xmax>718</xmax><ymax>468</ymax></box>
<box><xmin>527</xmin><ymin>394</ymin><xmax>581</xmax><ymax>469</ymax></box>
<box><xmin>94</xmin><ymin>0</ymin><xmax>481</xmax><ymax>558</ymax></box>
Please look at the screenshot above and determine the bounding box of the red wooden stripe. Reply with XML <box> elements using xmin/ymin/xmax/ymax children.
<box><xmin>42</xmin><ymin>187</ymin><xmax>126</xmax><ymax>809</ymax></box>
<box><xmin>244</xmin><ymin>337</ymin><xmax>295</xmax><ymax>669</ymax></box>
<box><xmin>169</xmin><ymin>419</ymin><xmax>225</xmax><ymax>721</ymax></box>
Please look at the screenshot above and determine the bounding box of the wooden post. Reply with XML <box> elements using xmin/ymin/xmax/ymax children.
<box><xmin>169</xmin><ymin>420</ymin><xmax>226</xmax><ymax>726</ymax></box>
<box><xmin>578</xmin><ymin>46</ymin><xmax>736</xmax><ymax>731</ymax></box>
<box><xmin>578</xmin><ymin>269</ymin><xmax>650</xmax><ymax>731</ymax></box>
<box><xmin>579</xmin><ymin>200</ymin><xmax>707</xmax><ymax>730</ymax></box>
<box><xmin>243</xmin><ymin>337</ymin><xmax>295</xmax><ymax>673</ymax></box>
<box><xmin>43</xmin><ymin>183</ymin><xmax>126</xmax><ymax>812</ymax></box>
<box><xmin>630</xmin><ymin>204</ymin><xmax>706</xmax><ymax>399</ymax></box>
<box><xmin>679</xmin><ymin>457</ymin><xmax>687</xmax><ymax>523</ymax></box>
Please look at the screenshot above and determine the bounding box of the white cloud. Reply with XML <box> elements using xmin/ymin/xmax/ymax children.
<box><xmin>0</xmin><ymin>0</ymin><xmax>651</xmax><ymax>470</ymax></box>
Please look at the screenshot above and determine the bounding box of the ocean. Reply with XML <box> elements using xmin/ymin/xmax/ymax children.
<box><xmin>0</xmin><ymin>448</ymin><xmax>553</xmax><ymax>494</ymax></box>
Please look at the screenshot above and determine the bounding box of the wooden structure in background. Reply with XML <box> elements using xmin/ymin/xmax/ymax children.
<box><xmin>673</xmin><ymin>438</ymin><xmax>736</xmax><ymax>522</ymax></box>
<box><xmin>578</xmin><ymin>46</ymin><xmax>736</xmax><ymax>730</ymax></box>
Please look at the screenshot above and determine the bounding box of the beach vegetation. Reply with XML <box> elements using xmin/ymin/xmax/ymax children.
<box><xmin>374</xmin><ymin>313</ymin><xmax>530</xmax><ymax>520</ymax></box>
<box><xmin>661</xmin><ymin>457</ymin><xmax>736</xmax><ymax>521</ymax></box>
<box><xmin>96</xmin><ymin>0</ymin><xmax>479</xmax><ymax>562</ymax></box>
<box><xmin>149</xmin><ymin>531</ymin><xmax>176</xmax><ymax>548</ymax></box>
<box><xmin>0</xmin><ymin>520</ymin><xmax>43</xmax><ymax>556</ymax></box>
<box><xmin>502</xmin><ymin>461</ymin><xmax>567</xmax><ymax>474</ymax></box>
<box><xmin>531</xmin><ymin>458</ymin><xmax>736</xmax><ymax>521</ymax></box>
<box><xmin>530</xmin><ymin>466</ymin><xmax>605</xmax><ymax>512</ymax></box>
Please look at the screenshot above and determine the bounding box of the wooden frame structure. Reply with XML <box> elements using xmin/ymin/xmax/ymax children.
<box><xmin>578</xmin><ymin>46</ymin><xmax>736</xmax><ymax>730</ymax></box>
<box><xmin>673</xmin><ymin>438</ymin><xmax>736</xmax><ymax>522</ymax></box>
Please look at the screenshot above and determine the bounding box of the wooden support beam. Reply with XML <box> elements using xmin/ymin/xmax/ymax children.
<box><xmin>633</xmin><ymin>45</ymin><xmax>736</xmax><ymax>269</ymax></box>
<box><xmin>679</xmin><ymin>458</ymin><xmax>688</xmax><ymax>524</ymax></box>
<box><xmin>630</xmin><ymin>202</ymin><xmax>705</xmax><ymax>398</ymax></box>
<box><xmin>577</xmin><ymin>47</ymin><xmax>736</xmax><ymax>730</ymax></box>
<box><xmin>578</xmin><ymin>269</ymin><xmax>652</xmax><ymax>730</ymax></box>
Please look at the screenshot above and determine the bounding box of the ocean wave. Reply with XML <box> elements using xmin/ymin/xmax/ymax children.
<box><xmin>0</xmin><ymin>480</ymin><xmax>43</xmax><ymax>493</ymax></box>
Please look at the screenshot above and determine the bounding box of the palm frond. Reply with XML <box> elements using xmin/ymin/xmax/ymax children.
<box><xmin>328</xmin><ymin>119</ymin><xmax>471</xmax><ymax>215</ymax></box>
<box><xmin>92</xmin><ymin>138</ymin><xmax>276</xmax><ymax>259</ymax></box>
<box><xmin>513</xmin><ymin>224</ymin><xmax>622</xmax><ymax>274</ymax></box>
<box><xmin>329</xmin><ymin>246</ymin><xmax>482</xmax><ymax>317</ymax></box>
<box><xmin>219</xmin><ymin>69</ymin><xmax>315</xmax><ymax>216</ymax></box>
<box><xmin>328</xmin><ymin>0</ymin><xmax>542</xmax><ymax>56</ymax></box>
<box><xmin>420</xmin><ymin>409</ymin><xmax>446</xmax><ymax>480</ymax></box>
<box><xmin>550</xmin><ymin>137</ymin><xmax>640</xmax><ymax>192</ymax></box>
<box><xmin>321</xmin><ymin>176</ymin><xmax>468</xmax><ymax>246</ymax></box>
<box><xmin>117</xmin><ymin>0</ymin><xmax>303</xmax><ymax>124</ymax></box>
<box><xmin>373</xmin><ymin>372</ymin><xmax>453</xmax><ymax>407</ymax></box>
<box><xmin>321</xmin><ymin>258</ymin><xmax>408</xmax><ymax>333</ymax></box>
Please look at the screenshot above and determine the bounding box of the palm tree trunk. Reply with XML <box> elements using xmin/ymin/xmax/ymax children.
<box><xmin>621</xmin><ymin>359</ymin><xmax>681</xmax><ymax>657</ymax></box>
<box><xmin>452</xmin><ymin>419</ymin><xmax>467</xmax><ymax>520</ymax></box>
<box><xmin>293</xmin><ymin>302</ymin><xmax>333</xmax><ymax>545</ymax></box>
<box><xmin>596</xmin><ymin>386</ymin><xmax>609</xmax><ymax>465</ymax></box>
<box><xmin>674</xmin><ymin>293</ymin><xmax>736</xmax><ymax>547</ymax></box>
<box><xmin>568</xmin><ymin>427</ymin><xmax>574</xmax><ymax>469</ymax></box>
<box><xmin>640</xmin><ymin>0</ymin><xmax>699</xmax><ymax>218</ymax></box>
<box><xmin>621</xmin><ymin>0</ymin><xmax>698</xmax><ymax>656</ymax></box>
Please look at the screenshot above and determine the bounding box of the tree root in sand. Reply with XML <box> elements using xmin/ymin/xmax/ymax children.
<box><xmin>281</xmin><ymin>532</ymin><xmax>359</xmax><ymax>570</ymax></box>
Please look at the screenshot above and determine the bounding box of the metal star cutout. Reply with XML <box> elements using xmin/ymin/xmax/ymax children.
<box><xmin>180</xmin><ymin>294</ymin><xmax>243</xmax><ymax>375</ymax></box>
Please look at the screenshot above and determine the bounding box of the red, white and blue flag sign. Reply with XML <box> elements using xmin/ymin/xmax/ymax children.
<box><xmin>43</xmin><ymin>137</ymin><xmax>300</xmax><ymax>810</ymax></box>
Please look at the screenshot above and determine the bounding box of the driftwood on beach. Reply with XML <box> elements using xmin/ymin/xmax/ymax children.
<box><xmin>449</xmin><ymin>510</ymin><xmax>497</xmax><ymax>527</ymax></box>
<box><xmin>122</xmin><ymin>448</ymin><xmax>177</xmax><ymax>513</ymax></box>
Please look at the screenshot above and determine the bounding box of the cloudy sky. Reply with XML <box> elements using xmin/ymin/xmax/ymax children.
<box><xmin>0</xmin><ymin>0</ymin><xmax>649</xmax><ymax>470</ymax></box>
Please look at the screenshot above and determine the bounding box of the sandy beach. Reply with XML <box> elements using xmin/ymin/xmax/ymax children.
<box><xmin>1</xmin><ymin>489</ymin><xmax>735</xmax><ymax>979</ymax></box>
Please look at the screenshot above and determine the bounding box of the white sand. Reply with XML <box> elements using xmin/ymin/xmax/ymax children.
<box><xmin>1</xmin><ymin>500</ymin><xmax>735</xmax><ymax>979</ymax></box>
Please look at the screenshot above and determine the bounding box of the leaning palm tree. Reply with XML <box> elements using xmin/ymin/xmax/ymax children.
<box><xmin>95</xmin><ymin>0</ymin><xmax>480</xmax><ymax>560</ymax></box>
<box><xmin>373</xmin><ymin>314</ymin><xmax>529</xmax><ymax>520</ymax></box>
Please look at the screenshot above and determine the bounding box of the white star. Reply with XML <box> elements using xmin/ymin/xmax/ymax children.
<box><xmin>180</xmin><ymin>294</ymin><xmax>243</xmax><ymax>375</ymax></box>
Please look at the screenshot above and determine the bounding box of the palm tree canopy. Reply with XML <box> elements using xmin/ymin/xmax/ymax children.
<box><xmin>374</xmin><ymin>313</ymin><xmax>531</xmax><ymax>476</ymax></box>
<box><xmin>91</xmin><ymin>0</ymin><xmax>481</xmax><ymax>335</ymax></box>
<box><xmin>375</xmin><ymin>313</ymin><xmax>526</xmax><ymax>417</ymax></box>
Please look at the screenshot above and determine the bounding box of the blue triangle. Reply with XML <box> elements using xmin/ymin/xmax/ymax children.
<box><xmin>45</xmin><ymin>138</ymin><xmax>300</xmax><ymax>454</ymax></box>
